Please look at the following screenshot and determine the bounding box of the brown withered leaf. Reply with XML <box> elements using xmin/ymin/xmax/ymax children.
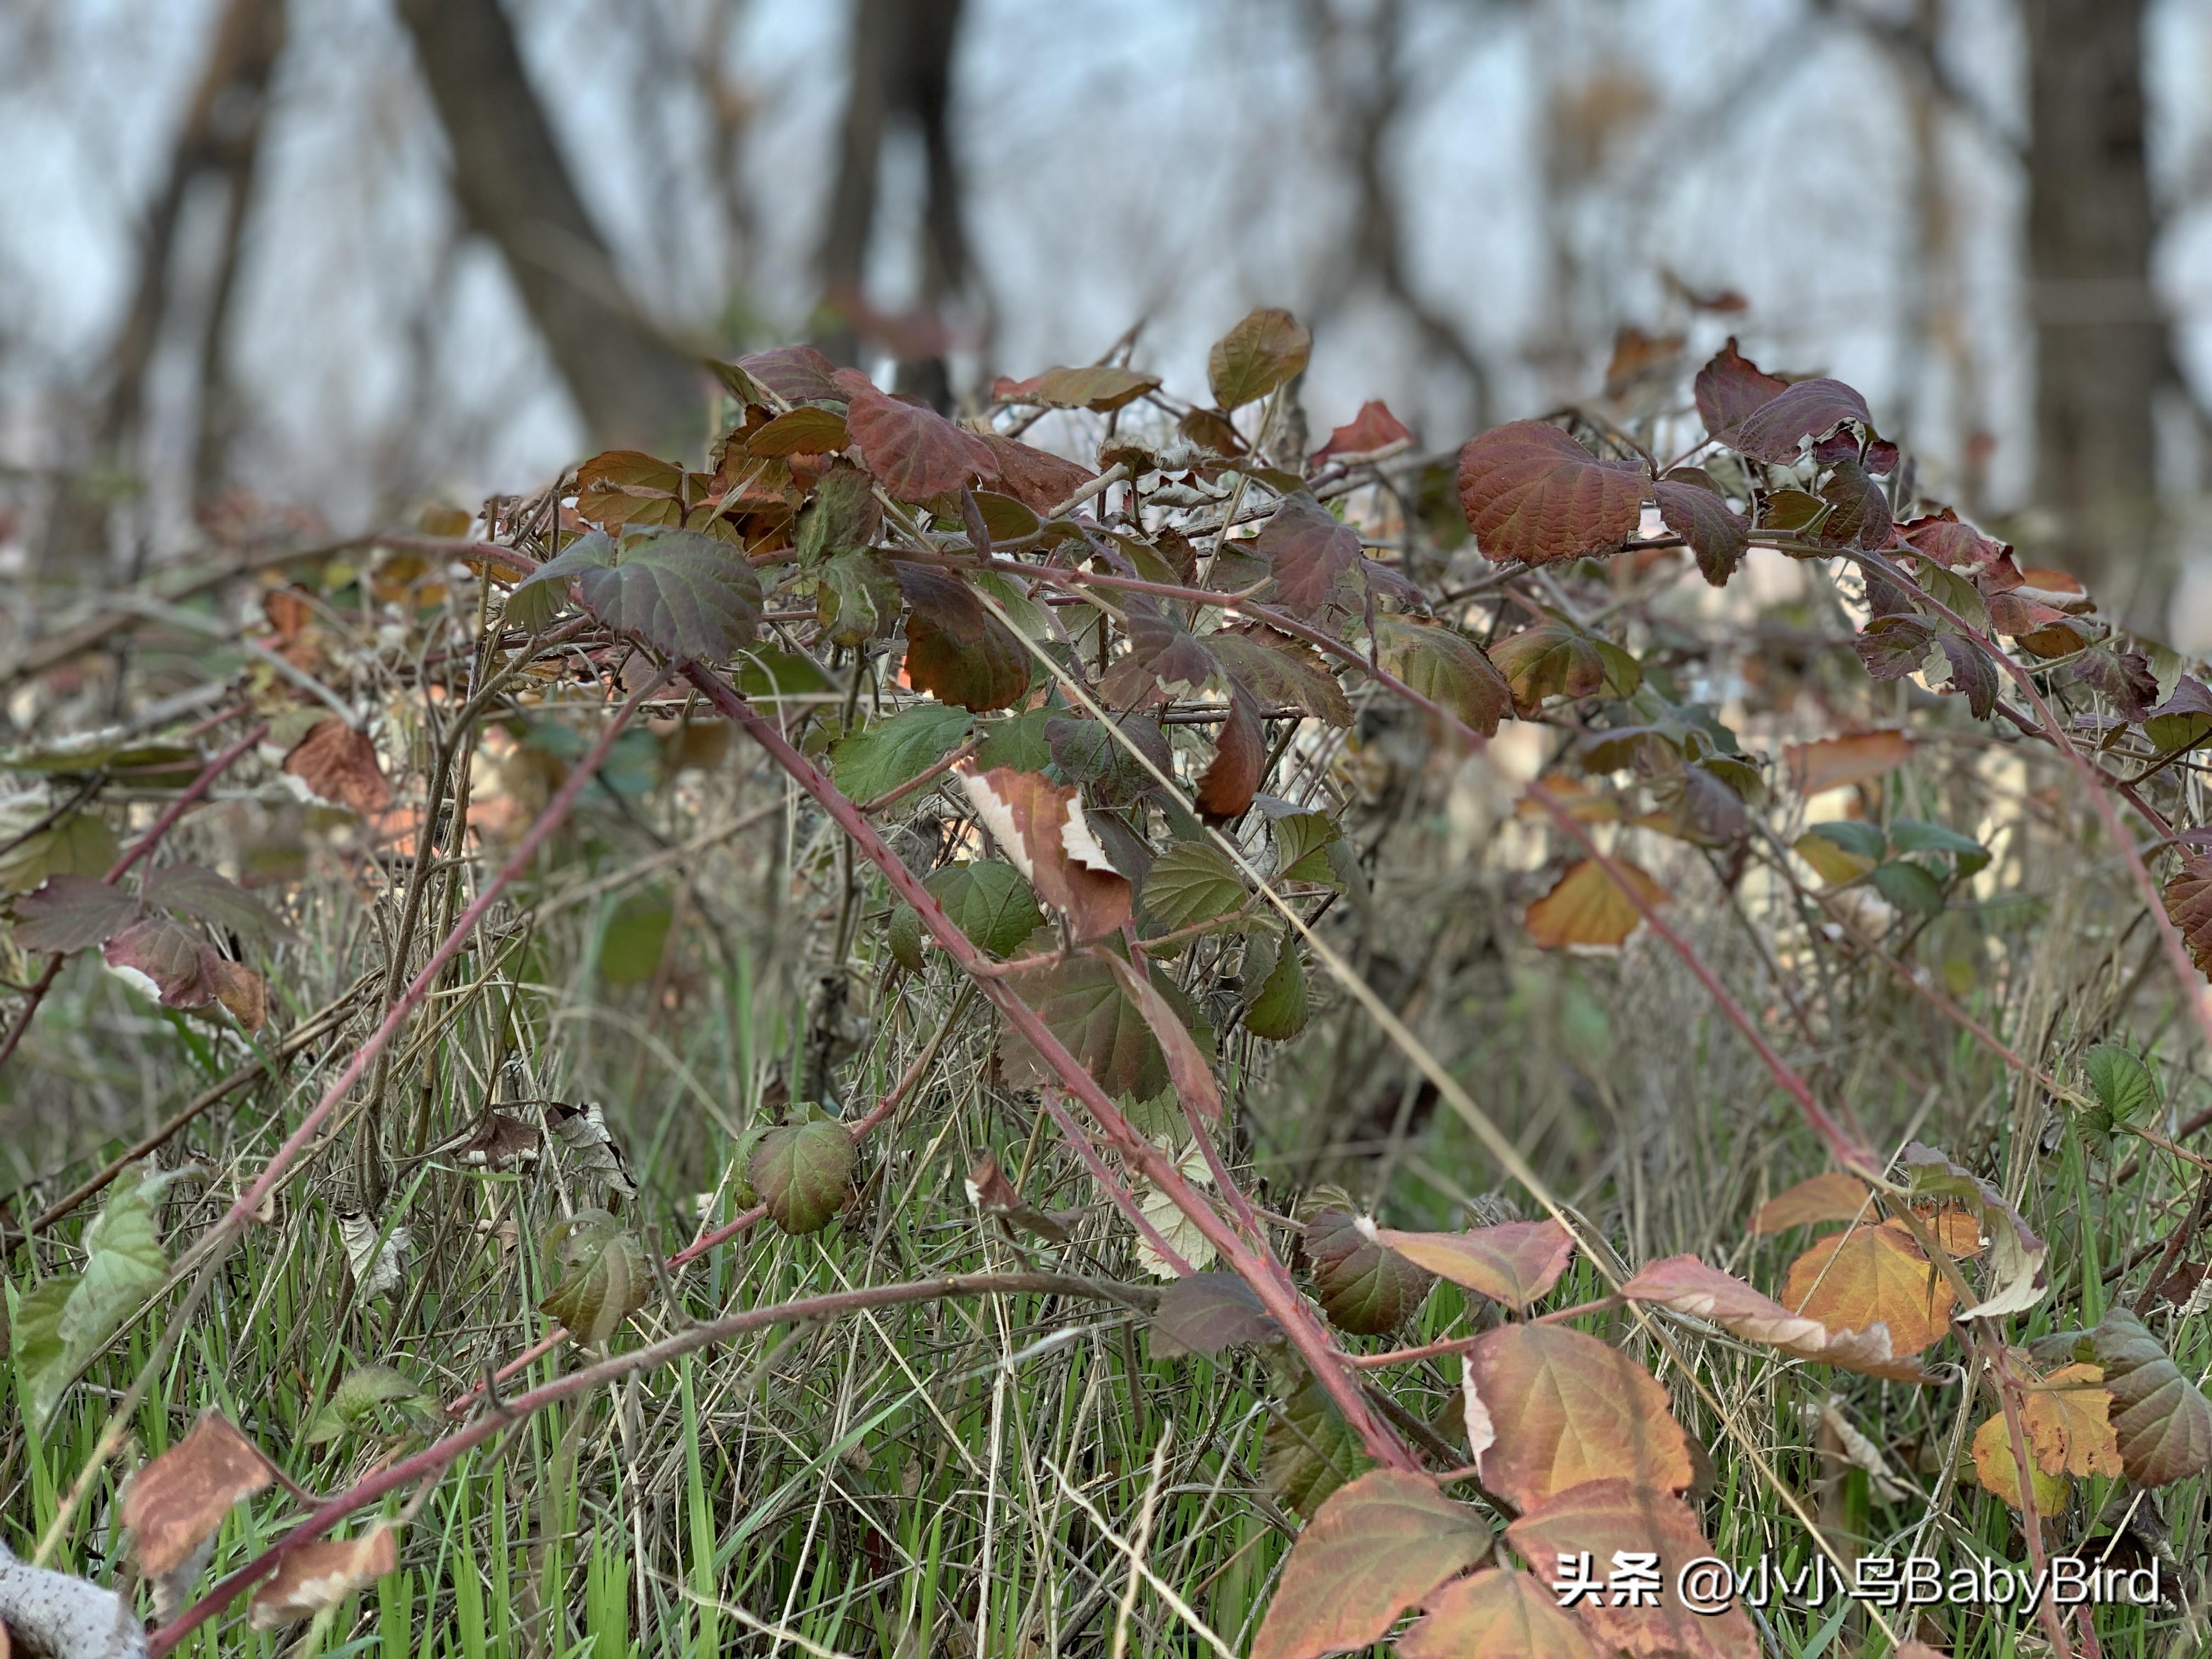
<box><xmin>281</xmin><ymin>720</ymin><xmax>391</xmax><ymax>814</ymax></box>
<box><xmin>124</xmin><ymin>1412</ymin><xmax>272</xmax><ymax>1583</ymax></box>
<box><xmin>1254</xmin><ymin>492</ymin><xmax>1362</xmax><ymax>615</ymax></box>
<box><xmin>1194</xmin><ymin>689</ymin><xmax>1265</xmax><ymax>820</ymax></box>
<box><xmin>1784</xmin><ymin>730</ymin><xmax>1912</xmax><ymax>797</ymax></box>
<box><xmin>247</xmin><ymin>1527</ymin><xmax>397</xmax><ymax>1628</ymax></box>
<box><xmin>1098</xmin><ymin>951</ymin><xmax>1221</xmax><ymax>1120</ymax></box>
<box><xmin>2163</xmin><ymin>853</ymin><xmax>2212</xmax><ymax>979</ymax></box>
<box><xmin>1752</xmin><ymin>1171</ymin><xmax>1871</xmax><ymax>1234</ymax></box>
<box><xmin>1455</xmin><ymin>422</ymin><xmax>1643</xmax><ymax>567</ymax></box>
<box><xmin>956</xmin><ymin>765</ymin><xmax>1131</xmax><ymax>940</ymax></box>
<box><xmin>433</xmin><ymin>1110</ymin><xmax>540</xmax><ymax>1171</ymax></box>
<box><xmin>992</xmin><ymin>364</ymin><xmax>1160</xmax><ymax>412</ymax></box>
<box><xmin>1248</xmin><ymin>1470</ymin><xmax>1489</xmax><ymax>1659</ymax></box>
<box><xmin>1463</xmin><ymin>1327</ymin><xmax>1695</xmax><ymax>1510</ymax></box>
<box><xmin>11</xmin><ymin>874</ymin><xmax>142</xmax><ymax>955</ymax></box>
<box><xmin>1372</xmin><ymin>1218</ymin><xmax>1575</xmax><ymax>1310</ymax></box>
<box><xmin>1150</xmin><ymin>1272</ymin><xmax>1277</xmax><ymax>1357</ymax></box>
<box><xmin>973</xmin><ymin>431</ymin><xmax>1097</xmax><ymax>513</ymax></box>
<box><xmin>962</xmin><ymin>1155</ymin><xmax>1069</xmax><ymax>1244</ymax></box>
<box><xmin>1523</xmin><ymin>857</ymin><xmax>1668</xmax><ymax>951</ymax></box>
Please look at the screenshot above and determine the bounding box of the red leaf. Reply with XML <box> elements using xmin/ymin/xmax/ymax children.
<box><xmin>736</xmin><ymin>343</ymin><xmax>843</xmax><ymax>405</ymax></box>
<box><xmin>12</xmin><ymin>874</ymin><xmax>142</xmax><ymax>955</ymax></box>
<box><xmin>956</xmin><ymin>765</ymin><xmax>1132</xmax><ymax>940</ymax></box>
<box><xmin>1691</xmin><ymin>337</ymin><xmax>1788</xmax><ymax>441</ymax></box>
<box><xmin>974</xmin><ymin>430</ymin><xmax>1098</xmax><ymax>513</ymax></box>
<box><xmin>1249</xmin><ymin>1470</ymin><xmax>1490</xmax><ymax>1659</ymax></box>
<box><xmin>1455</xmin><ymin>422</ymin><xmax>1644</xmax><ymax>567</ymax></box>
<box><xmin>1729</xmin><ymin>377</ymin><xmax>1876</xmax><ymax>464</ymax></box>
<box><xmin>1194</xmin><ymin>689</ymin><xmax>1265</xmax><ymax>820</ymax></box>
<box><xmin>1255</xmin><ymin>493</ymin><xmax>1362</xmax><ymax>614</ymax></box>
<box><xmin>1901</xmin><ymin>507</ymin><xmax>2010</xmax><ymax>572</ymax></box>
<box><xmin>845</xmin><ymin>386</ymin><xmax>997</xmax><ymax>501</ymax></box>
<box><xmin>1652</xmin><ymin>470</ymin><xmax>1748</xmax><ymax>586</ymax></box>
<box><xmin>102</xmin><ymin>917</ymin><xmax>219</xmax><ymax>1008</ymax></box>
<box><xmin>281</xmin><ymin>720</ymin><xmax>391</xmax><ymax>814</ymax></box>
<box><xmin>1312</xmin><ymin>399</ymin><xmax>1413</xmax><ymax>465</ymax></box>
<box><xmin>1372</xmin><ymin>1218</ymin><xmax>1575</xmax><ymax>1308</ymax></box>
<box><xmin>894</xmin><ymin>565</ymin><xmax>1030</xmax><ymax>712</ymax></box>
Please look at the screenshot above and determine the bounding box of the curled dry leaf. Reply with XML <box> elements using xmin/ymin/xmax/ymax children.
<box><xmin>1304</xmin><ymin>1207</ymin><xmax>1435</xmax><ymax>1336</ymax></box>
<box><xmin>1398</xmin><ymin>1568</ymin><xmax>1601</xmax><ymax>1659</ymax></box>
<box><xmin>247</xmin><ymin>1527</ymin><xmax>397</xmax><ymax>1628</ymax></box>
<box><xmin>1620</xmin><ymin>1254</ymin><xmax>1936</xmax><ymax>1383</ymax></box>
<box><xmin>1784</xmin><ymin>730</ymin><xmax>1912</xmax><ymax>797</ymax></box>
<box><xmin>1247</xmin><ymin>1469</ymin><xmax>1489</xmax><ymax>1659</ymax></box>
<box><xmin>1369</xmin><ymin>1217</ymin><xmax>1575</xmax><ymax>1310</ymax></box>
<box><xmin>1505</xmin><ymin>1480</ymin><xmax>1758</xmax><ymax>1659</ymax></box>
<box><xmin>1462</xmin><ymin>1324</ymin><xmax>1695</xmax><ymax>1510</ymax></box>
<box><xmin>281</xmin><ymin>719</ymin><xmax>391</xmax><ymax>814</ymax></box>
<box><xmin>1523</xmin><ymin>857</ymin><xmax>1668</xmax><ymax>951</ymax></box>
<box><xmin>1752</xmin><ymin>1171</ymin><xmax>1870</xmax><ymax>1234</ymax></box>
<box><xmin>956</xmin><ymin>765</ymin><xmax>1132</xmax><ymax>940</ymax></box>
<box><xmin>1782</xmin><ymin>1221</ymin><xmax>1954</xmax><ymax>1359</ymax></box>
<box><xmin>1455</xmin><ymin>422</ymin><xmax>1644</xmax><ymax>567</ymax></box>
<box><xmin>1898</xmin><ymin>1142</ymin><xmax>2046</xmax><ymax>1317</ymax></box>
<box><xmin>123</xmin><ymin>1410</ymin><xmax>272</xmax><ymax>1621</ymax></box>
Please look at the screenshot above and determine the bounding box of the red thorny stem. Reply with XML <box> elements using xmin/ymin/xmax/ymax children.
<box><xmin>681</xmin><ymin>659</ymin><xmax>1418</xmax><ymax>1470</ymax></box>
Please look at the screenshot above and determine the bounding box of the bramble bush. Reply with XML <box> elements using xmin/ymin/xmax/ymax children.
<box><xmin>5</xmin><ymin>309</ymin><xmax>2212</xmax><ymax>1657</ymax></box>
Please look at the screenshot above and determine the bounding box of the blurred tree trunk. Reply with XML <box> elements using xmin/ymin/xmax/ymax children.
<box><xmin>394</xmin><ymin>0</ymin><xmax>702</xmax><ymax>453</ymax></box>
<box><xmin>816</xmin><ymin>0</ymin><xmax>968</xmax><ymax>407</ymax></box>
<box><xmin>38</xmin><ymin>0</ymin><xmax>286</xmax><ymax>578</ymax></box>
<box><xmin>2024</xmin><ymin>0</ymin><xmax>2165</xmax><ymax>622</ymax></box>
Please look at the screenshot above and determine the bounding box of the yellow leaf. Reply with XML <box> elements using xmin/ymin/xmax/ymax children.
<box><xmin>1782</xmin><ymin>1221</ymin><xmax>1955</xmax><ymax>1358</ymax></box>
<box><xmin>1785</xmin><ymin>730</ymin><xmax>1913</xmax><ymax>796</ymax></box>
<box><xmin>1970</xmin><ymin>1412</ymin><xmax>2067</xmax><ymax>1514</ymax></box>
<box><xmin>2023</xmin><ymin>1363</ymin><xmax>2123</xmax><ymax>1479</ymax></box>
<box><xmin>1752</xmin><ymin>1172</ymin><xmax>1870</xmax><ymax>1234</ymax></box>
<box><xmin>1523</xmin><ymin>857</ymin><xmax>1668</xmax><ymax>951</ymax></box>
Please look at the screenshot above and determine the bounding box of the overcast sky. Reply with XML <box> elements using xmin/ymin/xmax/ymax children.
<box><xmin>5</xmin><ymin>0</ymin><xmax>2212</xmax><ymax>585</ymax></box>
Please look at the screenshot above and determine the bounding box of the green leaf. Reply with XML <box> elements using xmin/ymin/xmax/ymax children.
<box><xmin>1871</xmin><ymin>859</ymin><xmax>1944</xmax><ymax>918</ymax></box>
<box><xmin>732</xmin><ymin>651</ymin><xmax>834</xmax><ymax>698</ymax></box>
<box><xmin>11</xmin><ymin>1165</ymin><xmax>180</xmax><ymax>1432</ymax></box>
<box><xmin>1209</xmin><ymin>307</ymin><xmax>1312</xmax><ymax>410</ymax></box>
<box><xmin>749</xmin><ymin>1120</ymin><xmax>856</xmax><ymax>1234</ymax></box>
<box><xmin>575</xmin><ymin>529</ymin><xmax>764</xmax><ymax>663</ymax></box>
<box><xmin>504</xmin><ymin>532</ymin><xmax>614</xmax><ymax>632</ymax></box>
<box><xmin>815</xmin><ymin>551</ymin><xmax>902</xmax><ymax>647</ymax></box>
<box><xmin>1045</xmin><ymin>713</ymin><xmax>1170</xmax><ymax>808</ymax></box>
<box><xmin>2084</xmin><ymin>1045</ymin><xmax>2157</xmax><ymax>1124</ymax></box>
<box><xmin>537</xmin><ymin>1211</ymin><xmax>650</xmax><ymax>1344</ymax></box>
<box><xmin>1889</xmin><ymin>818</ymin><xmax>1990</xmax><ymax>877</ymax></box>
<box><xmin>830</xmin><ymin>703</ymin><xmax>972</xmax><ymax>803</ymax></box>
<box><xmin>0</xmin><ymin>805</ymin><xmax>119</xmax><ymax>897</ymax></box>
<box><xmin>1001</xmin><ymin>954</ymin><xmax>1167</xmax><ymax>1099</ymax></box>
<box><xmin>1141</xmin><ymin>843</ymin><xmax>1246</xmax><ymax>931</ymax></box>
<box><xmin>1246</xmin><ymin>937</ymin><xmax>1310</xmax><ymax>1040</ymax></box>
<box><xmin>1489</xmin><ymin>618</ymin><xmax>1641</xmax><ymax>712</ymax></box>
<box><xmin>306</xmin><ymin>1365</ymin><xmax>435</xmax><ymax>1444</ymax></box>
<box><xmin>1272</xmin><ymin>811</ymin><xmax>1341</xmax><ymax>884</ymax></box>
<box><xmin>794</xmin><ymin>462</ymin><xmax>881</xmax><ymax>567</ymax></box>
<box><xmin>885</xmin><ymin>902</ymin><xmax>925</xmax><ymax>973</ymax></box>
<box><xmin>1804</xmin><ymin>820</ymin><xmax>1887</xmax><ymax>862</ymax></box>
<box><xmin>597</xmin><ymin>892</ymin><xmax>673</xmax><ymax>986</ymax></box>
<box><xmin>1305</xmin><ymin>1208</ymin><xmax>1433</xmax><ymax>1336</ymax></box>
<box><xmin>2092</xmin><ymin>1306</ymin><xmax>2212</xmax><ymax>1487</ymax></box>
<box><xmin>1263</xmin><ymin>1367</ymin><xmax>1375</xmax><ymax>1518</ymax></box>
<box><xmin>924</xmin><ymin>861</ymin><xmax>1043</xmax><ymax>958</ymax></box>
<box><xmin>973</xmin><ymin>707</ymin><xmax>1053</xmax><ymax>772</ymax></box>
<box><xmin>1373</xmin><ymin>616</ymin><xmax>1511</xmax><ymax>739</ymax></box>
